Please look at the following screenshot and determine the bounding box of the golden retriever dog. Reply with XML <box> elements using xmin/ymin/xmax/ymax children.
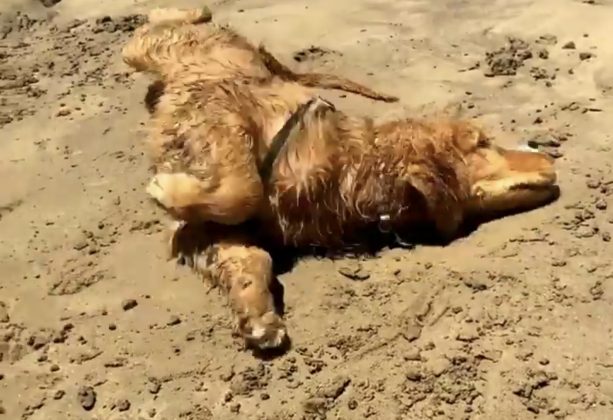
<box><xmin>123</xmin><ymin>8</ymin><xmax>559</xmax><ymax>350</ymax></box>
<box><xmin>167</xmin><ymin>98</ymin><xmax>559</xmax><ymax>350</ymax></box>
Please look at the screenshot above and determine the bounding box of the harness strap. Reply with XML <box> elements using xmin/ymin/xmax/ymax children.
<box><xmin>258</xmin><ymin>98</ymin><xmax>317</xmax><ymax>183</ymax></box>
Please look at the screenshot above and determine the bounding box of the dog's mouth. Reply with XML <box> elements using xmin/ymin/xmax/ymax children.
<box><xmin>507</xmin><ymin>169</ymin><xmax>558</xmax><ymax>192</ymax></box>
<box><xmin>508</xmin><ymin>180</ymin><xmax>561</xmax><ymax>207</ymax></box>
<box><xmin>468</xmin><ymin>165</ymin><xmax>560</xmax><ymax>218</ymax></box>
<box><xmin>509</xmin><ymin>181</ymin><xmax>558</xmax><ymax>191</ymax></box>
<box><xmin>480</xmin><ymin>143</ymin><xmax>559</xmax><ymax>200</ymax></box>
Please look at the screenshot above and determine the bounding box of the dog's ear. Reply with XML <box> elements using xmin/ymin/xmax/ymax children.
<box><xmin>407</xmin><ymin>176</ymin><xmax>464</xmax><ymax>240</ymax></box>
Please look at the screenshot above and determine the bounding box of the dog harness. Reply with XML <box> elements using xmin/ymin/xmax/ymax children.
<box><xmin>258</xmin><ymin>98</ymin><xmax>318</xmax><ymax>184</ymax></box>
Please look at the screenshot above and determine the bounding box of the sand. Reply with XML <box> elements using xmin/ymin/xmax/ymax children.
<box><xmin>1</xmin><ymin>0</ymin><xmax>612</xmax><ymax>419</ymax></box>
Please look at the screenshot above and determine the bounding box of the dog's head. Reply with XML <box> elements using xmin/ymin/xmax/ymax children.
<box><xmin>452</xmin><ymin>122</ymin><xmax>559</xmax><ymax>216</ymax></box>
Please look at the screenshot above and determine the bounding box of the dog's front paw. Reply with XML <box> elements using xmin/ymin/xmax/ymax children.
<box><xmin>238</xmin><ymin>312</ymin><xmax>288</xmax><ymax>350</ymax></box>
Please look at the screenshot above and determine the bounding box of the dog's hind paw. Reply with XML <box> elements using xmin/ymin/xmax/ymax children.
<box><xmin>147</xmin><ymin>6</ymin><xmax>212</xmax><ymax>25</ymax></box>
<box><xmin>146</xmin><ymin>172</ymin><xmax>205</xmax><ymax>212</ymax></box>
<box><xmin>147</xmin><ymin>173</ymin><xmax>174</xmax><ymax>208</ymax></box>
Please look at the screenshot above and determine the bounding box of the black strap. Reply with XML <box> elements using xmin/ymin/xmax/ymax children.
<box><xmin>258</xmin><ymin>98</ymin><xmax>317</xmax><ymax>183</ymax></box>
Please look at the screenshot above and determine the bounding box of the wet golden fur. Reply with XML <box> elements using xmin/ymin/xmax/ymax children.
<box><xmin>124</xmin><ymin>8</ymin><xmax>559</xmax><ymax>350</ymax></box>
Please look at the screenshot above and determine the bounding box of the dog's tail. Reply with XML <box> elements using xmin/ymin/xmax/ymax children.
<box><xmin>257</xmin><ymin>45</ymin><xmax>398</xmax><ymax>103</ymax></box>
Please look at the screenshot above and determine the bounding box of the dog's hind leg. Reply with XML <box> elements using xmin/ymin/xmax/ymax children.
<box><xmin>186</xmin><ymin>234</ymin><xmax>287</xmax><ymax>350</ymax></box>
<box><xmin>146</xmin><ymin>114</ymin><xmax>265</xmax><ymax>225</ymax></box>
<box><xmin>147</xmin><ymin>165</ymin><xmax>264</xmax><ymax>226</ymax></box>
